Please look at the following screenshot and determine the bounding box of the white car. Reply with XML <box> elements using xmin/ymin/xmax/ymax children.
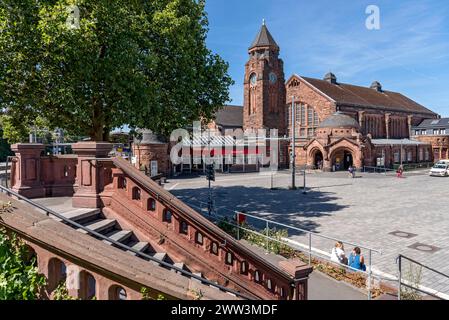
<box><xmin>429</xmin><ymin>163</ymin><xmax>449</xmax><ymax>177</ymax></box>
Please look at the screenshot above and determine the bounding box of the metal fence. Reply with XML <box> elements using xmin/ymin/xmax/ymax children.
<box><xmin>184</xmin><ymin>198</ymin><xmax>382</xmax><ymax>300</ymax></box>
<box><xmin>363</xmin><ymin>166</ymin><xmax>396</xmax><ymax>175</ymax></box>
<box><xmin>397</xmin><ymin>255</ymin><xmax>449</xmax><ymax>300</ymax></box>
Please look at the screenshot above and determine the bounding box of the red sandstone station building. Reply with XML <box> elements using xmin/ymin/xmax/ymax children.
<box><xmin>206</xmin><ymin>22</ymin><xmax>445</xmax><ymax>172</ymax></box>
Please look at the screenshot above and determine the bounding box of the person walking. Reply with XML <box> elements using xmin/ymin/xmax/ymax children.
<box><xmin>348</xmin><ymin>166</ymin><xmax>355</xmax><ymax>178</ymax></box>
<box><xmin>397</xmin><ymin>165</ymin><xmax>404</xmax><ymax>178</ymax></box>
<box><xmin>348</xmin><ymin>247</ymin><xmax>366</xmax><ymax>271</ymax></box>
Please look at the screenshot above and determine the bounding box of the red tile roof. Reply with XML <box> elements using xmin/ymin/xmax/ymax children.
<box><xmin>301</xmin><ymin>77</ymin><xmax>437</xmax><ymax>116</ymax></box>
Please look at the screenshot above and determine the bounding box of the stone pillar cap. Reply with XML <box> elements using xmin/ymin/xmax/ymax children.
<box><xmin>279</xmin><ymin>259</ymin><xmax>313</xmax><ymax>279</ymax></box>
<box><xmin>11</xmin><ymin>143</ymin><xmax>45</xmax><ymax>152</ymax></box>
<box><xmin>71</xmin><ymin>141</ymin><xmax>113</xmax><ymax>157</ymax></box>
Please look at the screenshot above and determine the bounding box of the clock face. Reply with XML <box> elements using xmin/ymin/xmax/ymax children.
<box><xmin>250</xmin><ymin>73</ymin><xmax>257</xmax><ymax>86</ymax></box>
<box><xmin>269</xmin><ymin>72</ymin><xmax>277</xmax><ymax>84</ymax></box>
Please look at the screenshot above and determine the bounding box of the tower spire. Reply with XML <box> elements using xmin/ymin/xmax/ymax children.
<box><xmin>249</xmin><ymin>21</ymin><xmax>279</xmax><ymax>51</ymax></box>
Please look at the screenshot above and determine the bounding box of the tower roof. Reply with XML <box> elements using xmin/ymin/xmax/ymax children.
<box><xmin>249</xmin><ymin>22</ymin><xmax>279</xmax><ymax>50</ymax></box>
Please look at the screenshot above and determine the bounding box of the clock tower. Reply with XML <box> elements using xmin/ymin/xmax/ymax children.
<box><xmin>243</xmin><ymin>21</ymin><xmax>286</xmax><ymax>136</ymax></box>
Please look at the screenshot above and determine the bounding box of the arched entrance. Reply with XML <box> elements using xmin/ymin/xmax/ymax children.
<box><xmin>312</xmin><ymin>150</ymin><xmax>324</xmax><ymax>169</ymax></box>
<box><xmin>331</xmin><ymin>149</ymin><xmax>354</xmax><ymax>171</ymax></box>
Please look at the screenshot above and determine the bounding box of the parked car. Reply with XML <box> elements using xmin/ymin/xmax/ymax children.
<box><xmin>429</xmin><ymin>163</ymin><xmax>449</xmax><ymax>177</ymax></box>
<box><xmin>436</xmin><ymin>159</ymin><xmax>449</xmax><ymax>166</ymax></box>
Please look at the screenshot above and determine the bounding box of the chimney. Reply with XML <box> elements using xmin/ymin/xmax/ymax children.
<box><xmin>370</xmin><ymin>81</ymin><xmax>382</xmax><ymax>92</ymax></box>
<box><xmin>324</xmin><ymin>72</ymin><xmax>337</xmax><ymax>84</ymax></box>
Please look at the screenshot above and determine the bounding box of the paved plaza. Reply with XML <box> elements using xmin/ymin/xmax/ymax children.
<box><xmin>165</xmin><ymin>169</ymin><xmax>449</xmax><ymax>296</ymax></box>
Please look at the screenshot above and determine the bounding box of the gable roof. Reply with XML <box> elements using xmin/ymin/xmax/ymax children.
<box><xmin>249</xmin><ymin>24</ymin><xmax>279</xmax><ymax>50</ymax></box>
<box><xmin>214</xmin><ymin>105</ymin><xmax>243</xmax><ymax>128</ymax></box>
<box><xmin>301</xmin><ymin>76</ymin><xmax>437</xmax><ymax>116</ymax></box>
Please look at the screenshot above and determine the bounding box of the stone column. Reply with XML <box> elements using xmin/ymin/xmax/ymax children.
<box><xmin>407</xmin><ymin>115</ymin><xmax>413</xmax><ymax>139</ymax></box>
<box><xmin>385</xmin><ymin>113</ymin><xmax>391</xmax><ymax>139</ymax></box>
<box><xmin>10</xmin><ymin>143</ymin><xmax>46</xmax><ymax>198</ymax></box>
<box><xmin>72</xmin><ymin>142</ymin><xmax>112</xmax><ymax>208</ymax></box>
<box><xmin>358</xmin><ymin>111</ymin><xmax>365</xmax><ymax>134</ymax></box>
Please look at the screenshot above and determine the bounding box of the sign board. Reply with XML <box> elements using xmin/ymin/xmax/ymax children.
<box><xmin>150</xmin><ymin>160</ymin><xmax>158</xmax><ymax>177</ymax></box>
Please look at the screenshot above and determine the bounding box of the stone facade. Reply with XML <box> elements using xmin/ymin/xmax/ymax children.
<box><xmin>413</xmin><ymin>135</ymin><xmax>449</xmax><ymax>161</ymax></box>
<box><xmin>240</xmin><ymin>24</ymin><xmax>438</xmax><ymax>170</ymax></box>
<box><xmin>7</xmin><ymin>144</ymin><xmax>313</xmax><ymax>300</ymax></box>
<box><xmin>243</xmin><ymin>24</ymin><xmax>286</xmax><ymax>136</ymax></box>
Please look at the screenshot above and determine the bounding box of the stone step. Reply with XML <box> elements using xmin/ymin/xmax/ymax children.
<box><xmin>78</xmin><ymin>219</ymin><xmax>116</xmax><ymax>234</ymax></box>
<box><xmin>150</xmin><ymin>252</ymin><xmax>167</xmax><ymax>266</ymax></box>
<box><xmin>172</xmin><ymin>262</ymin><xmax>185</xmax><ymax>274</ymax></box>
<box><xmin>192</xmin><ymin>272</ymin><xmax>203</xmax><ymax>283</ymax></box>
<box><xmin>61</xmin><ymin>208</ymin><xmax>100</xmax><ymax>222</ymax></box>
<box><xmin>127</xmin><ymin>242</ymin><xmax>150</xmax><ymax>256</ymax></box>
<box><xmin>103</xmin><ymin>230</ymin><xmax>133</xmax><ymax>245</ymax></box>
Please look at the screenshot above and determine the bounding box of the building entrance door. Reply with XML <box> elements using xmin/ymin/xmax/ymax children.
<box><xmin>343</xmin><ymin>151</ymin><xmax>353</xmax><ymax>170</ymax></box>
<box><xmin>434</xmin><ymin>148</ymin><xmax>441</xmax><ymax>162</ymax></box>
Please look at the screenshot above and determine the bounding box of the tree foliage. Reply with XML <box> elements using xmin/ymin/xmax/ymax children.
<box><xmin>0</xmin><ymin>227</ymin><xmax>46</xmax><ymax>300</ymax></box>
<box><xmin>0</xmin><ymin>0</ymin><xmax>233</xmax><ymax>141</ymax></box>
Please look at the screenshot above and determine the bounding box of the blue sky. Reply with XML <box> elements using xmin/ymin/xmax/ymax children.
<box><xmin>204</xmin><ymin>0</ymin><xmax>449</xmax><ymax>116</ymax></box>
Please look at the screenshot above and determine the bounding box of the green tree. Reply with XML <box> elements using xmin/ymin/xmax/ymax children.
<box><xmin>0</xmin><ymin>226</ymin><xmax>47</xmax><ymax>300</ymax></box>
<box><xmin>0</xmin><ymin>0</ymin><xmax>233</xmax><ymax>142</ymax></box>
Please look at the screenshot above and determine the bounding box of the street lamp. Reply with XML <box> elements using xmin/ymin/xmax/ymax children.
<box><xmin>291</xmin><ymin>96</ymin><xmax>296</xmax><ymax>190</ymax></box>
<box><xmin>303</xmin><ymin>151</ymin><xmax>307</xmax><ymax>195</ymax></box>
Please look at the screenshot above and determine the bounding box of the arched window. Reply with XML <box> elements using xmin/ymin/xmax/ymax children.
<box><xmin>267</xmin><ymin>279</ymin><xmax>273</xmax><ymax>291</ymax></box>
<box><xmin>132</xmin><ymin>187</ymin><xmax>141</xmax><ymax>200</ymax></box>
<box><xmin>48</xmin><ymin>258</ymin><xmax>67</xmax><ymax>291</ymax></box>
<box><xmin>109</xmin><ymin>285</ymin><xmax>127</xmax><ymax>300</ymax></box>
<box><xmin>280</xmin><ymin>287</ymin><xmax>286</xmax><ymax>298</ymax></box>
<box><xmin>180</xmin><ymin>220</ymin><xmax>188</xmax><ymax>235</ymax></box>
<box><xmin>254</xmin><ymin>270</ymin><xmax>261</xmax><ymax>283</ymax></box>
<box><xmin>24</xmin><ymin>245</ymin><xmax>37</xmax><ymax>265</ymax></box>
<box><xmin>195</xmin><ymin>231</ymin><xmax>203</xmax><ymax>245</ymax></box>
<box><xmin>210</xmin><ymin>242</ymin><xmax>219</xmax><ymax>255</ymax></box>
<box><xmin>80</xmin><ymin>271</ymin><xmax>96</xmax><ymax>300</ymax></box>
<box><xmin>249</xmin><ymin>73</ymin><xmax>257</xmax><ymax>115</ymax></box>
<box><xmin>118</xmin><ymin>177</ymin><xmax>127</xmax><ymax>189</ymax></box>
<box><xmin>147</xmin><ymin>198</ymin><xmax>156</xmax><ymax>211</ymax></box>
<box><xmin>240</xmin><ymin>261</ymin><xmax>248</xmax><ymax>275</ymax></box>
<box><xmin>163</xmin><ymin>209</ymin><xmax>172</xmax><ymax>223</ymax></box>
<box><xmin>225</xmin><ymin>252</ymin><xmax>233</xmax><ymax>265</ymax></box>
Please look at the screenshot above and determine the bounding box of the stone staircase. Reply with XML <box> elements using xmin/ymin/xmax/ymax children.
<box><xmin>28</xmin><ymin>198</ymin><xmax>219</xmax><ymax>288</ymax></box>
<box><xmin>49</xmin><ymin>205</ymin><xmax>176</xmax><ymax>270</ymax></box>
<box><xmin>19</xmin><ymin>196</ymin><xmax>252</xmax><ymax>299</ymax></box>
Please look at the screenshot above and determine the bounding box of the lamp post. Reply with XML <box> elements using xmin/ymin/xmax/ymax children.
<box><xmin>303</xmin><ymin>151</ymin><xmax>307</xmax><ymax>194</ymax></box>
<box><xmin>291</xmin><ymin>96</ymin><xmax>296</xmax><ymax>190</ymax></box>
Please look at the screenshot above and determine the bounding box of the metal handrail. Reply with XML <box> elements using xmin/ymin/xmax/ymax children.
<box><xmin>184</xmin><ymin>197</ymin><xmax>381</xmax><ymax>254</ymax></box>
<box><xmin>397</xmin><ymin>254</ymin><xmax>449</xmax><ymax>300</ymax></box>
<box><xmin>0</xmin><ymin>185</ymin><xmax>252</xmax><ymax>300</ymax></box>
<box><xmin>185</xmin><ymin>198</ymin><xmax>381</xmax><ymax>300</ymax></box>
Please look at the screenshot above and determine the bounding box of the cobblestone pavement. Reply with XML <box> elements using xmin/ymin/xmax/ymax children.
<box><xmin>166</xmin><ymin>170</ymin><xmax>449</xmax><ymax>296</ymax></box>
